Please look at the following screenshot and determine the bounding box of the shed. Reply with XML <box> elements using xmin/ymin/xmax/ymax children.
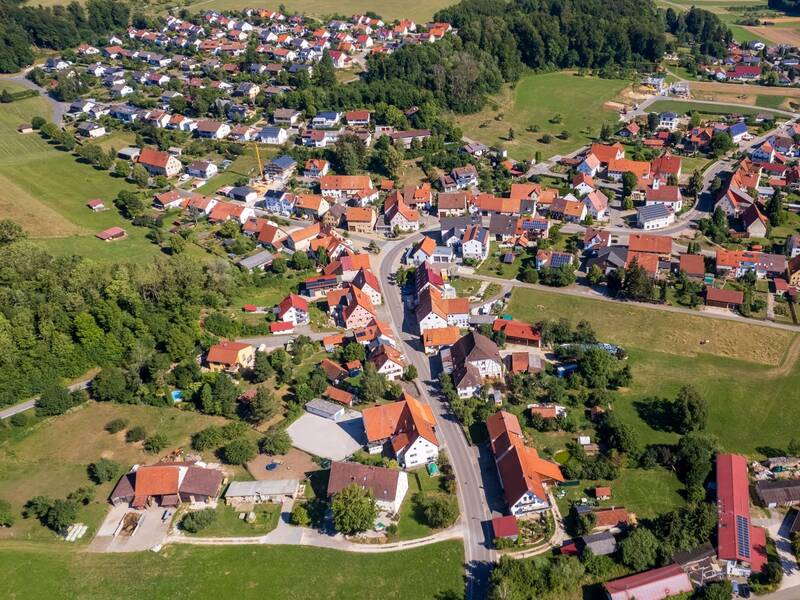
<box><xmin>305</xmin><ymin>398</ymin><xmax>345</xmax><ymax>421</ymax></box>
<box><xmin>491</xmin><ymin>515</ymin><xmax>519</xmax><ymax>542</ymax></box>
<box><xmin>580</xmin><ymin>531</ymin><xmax>617</xmax><ymax>556</ymax></box>
<box><xmin>705</xmin><ymin>286</ymin><xmax>743</xmax><ymax>309</ymax></box>
<box><xmin>224</xmin><ymin>479</ymin><xmax>301</xmax><ymax>505</ymax></box>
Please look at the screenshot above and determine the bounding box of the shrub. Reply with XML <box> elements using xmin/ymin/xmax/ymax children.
<box><xmin>143</xmin><ymin>433</ymin><xmax>169</xmax><ymax>454</ymax></box>
<box><xmin>87</xmin><ymin>459</ymin><xmax>122</xmax><ymax>484</ymax></box>
<box><xmin>105</xmin><ymin>418</ymin><xmax>128</xmax><ymax>433</ymax></box>
<box><xmin>9</xmin><ymin>413</ymin><xmax>27</xmax><ymax>427</ymax></box>
<box><xmin>291</xmin><ymin>504</ymin><xmax>310</xmax><ymax>526</ymax></box>
<box><xmin>259</xmin><ymin>429</ymin><xmax>292</xmax><ymax>456</ymax></box>
<box><xmin>125</xmin><ymin>426</ymin><xmax>146</xmax><ymax>443</ymax></box>
<box><xmin>0</xmin><ymin>499</ymin><xmax>15</xmax><ymax>527</ymax></box>
<box><xmin>181</xmin><ymin>508</ymin><xmax>216</xmax><ymax>533</ymax></box>
<box><xmin>222</xmin><ymin>438</ymin><xmax>257</xmax><ymax>465</ymax></box>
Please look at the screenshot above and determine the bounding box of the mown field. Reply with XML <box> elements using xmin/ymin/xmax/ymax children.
<box><xmin>0</xmin><ymin>540</ymin><xmax>465</xmax><ymax>600</ymax></box>
<box><xmin>457</xmin><ymin>72</ymin><xmax>628</xmax><ymax>161</ymax></box>
<box><xmin>0</xmin><ymin>402</ymin><xmax>237</xmax><ymax>544</ymax></box>
<box><xmin>508</xmin><ymin>287</ymin><xmax>800</xmax><ymax>456</ymax></box>
<box><xmin>647</xmin><ymin>99</ymin><xmax>786</xmax><ymax>117</ymax></box>
<box><xmin>0</xmin><ymin>82</ymin><xmax>163</xmax><ymax>262</ymax></box>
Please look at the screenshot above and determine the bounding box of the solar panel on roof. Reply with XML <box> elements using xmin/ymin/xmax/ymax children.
<box><xmin>736</xmin><ymin>515</ymin><xmax>751</xmax><ymax>558</ymax></box>
<box><xmin>550</xmin><ymin>253</ymin><xmax>572</xmax><ymax>268</ymax></box>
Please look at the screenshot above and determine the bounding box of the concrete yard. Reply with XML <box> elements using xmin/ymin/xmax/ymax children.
<box><xmin>286</xmin><ymin>411</ymin><xmax>366</xmax><ymax>461</ymax></box>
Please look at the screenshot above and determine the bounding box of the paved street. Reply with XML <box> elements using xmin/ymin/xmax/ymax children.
<box><xmin>0</xmin><ymin>377</ymin><xmax>93</xmax><ymax>420</ymax></box>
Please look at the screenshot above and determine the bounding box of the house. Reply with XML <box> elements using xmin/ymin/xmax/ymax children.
<box><xmin>422</xmin><ymin>326</ymin><xmax>461</xmax><ymax>355</ymax></box>
<box><xmin>536</xmin><ymin>250</ymin><xmax>574</xmax><ymax>269</ymax></box>
<box><xmin>741</xmin><ymin>204</ymin><xmax>768</xmax><ymax>239</ymax></box>
<box><xmin>581</xmin><ymin>531</ymin><xmax>617</xmax><ymax>556</ymax></box>
<box><xmin>678</xmin><ymin>253</ymin><xmax>706</xmax><ymax>279</ymax></box>
<box><xmin>628</xmin><ymin>233</ymin><xmax>672</xmax><ymax>258</ymax></box>
<box><xmin>529</xmin><ymin>404</ymin><xmax>566</xmax><ymax>419</ymax></box>
<box><xmin>384</xmin><ymin>192</ymin><xmax>420</xmax><ymax>232</ymax></box>
<box><xmin>265</xmin><ymin>154</ymin><xmax>297</xmax><ymax>181</ymax></box>
<box><xmin>187</xmin><ymin>195</ymin><xmax>218</xmax><ymax>216</ymax></box>
<box><xmin>137</xmin><ymin>147</ymin><xmax>182</xmax><ymax>178</ymax></box>
<box><xmin>346</xmin><ymin>207</ymin><xmax>377</xmax><ymax>233</ymax></box>
<box><xmin>637</xmin><ymin>204</ymin><xmax>675</xmax><ymax>230</ymax></box>
<box><xmin>369</xmin><ymin>343</ymin><xmax>406</xmax><ymax>380</ymax></box>
<box><xmin>461</xmin><ymin>225</ymin><xmax>490</xmax><ymax>262</ymax></box>
<box><xmin>388</xmin><ymin>129</ymin><xmax>432</xmax><ymax>150</ymax></box>
<box><xmin>324</xmin><ymin>254</ymin><xmax>372</xmax><ymax>282</ymax></box>
<box><xmin>206</xmin><ymin>341</ymin><xmax>255</xmax><ymax>372</ymax></box>
<box><xmin>604</xmin><ymin>564</ymin><xmax>693</xmax><ymax>600</ymax></box>
<box><xmin>583</xmin><ymin>228</ymin><xmax>610</xmax><ymax>252</ymax></box>
<box><xmin>294</xmin><ymin>194</ymin><xmax>330</xmax><ymax>219</ymax></box>
<box><xmin>583</xmin><ymin>190</ymin><xmax>609</xmax><ymax>221</ymax></box>
<box><xmin>595</xmin><ymin>486</ymin><xmax>612</xmax><ymax>501</ymax></box>
<box><xmin>224</xmin><ymin>480</ymin><xmax>301</xmax><ymax>506</ymax></box>
<box><xmin>416</xmin><ymin>288</ymin><xmax>469</xmax><ymax>334</ymax></box>
<box><xmin>286</xmin><ymin>223</ymin><xmax>321</xmax><ymax>253</ymax></box>
<box><xmin>208</xmin><ymin>202</ymin><xmax>254</xmax><ymax>225</ymax></box>
<box><xmin>273</xmin><ymin>108</ymin><xmax>302</xmax><ymax>126</ymax></box>
<box><xmin>658</xmin><ymin>112</ymin><xmax>679</xmax><ymax>131</ymax></box>
<box><xmin>342</xmin><ymin>286</ymin><xmax>377</xmax><ymax>329</ymax></box>
<box><xmin>320</xmin><ymin>359</ymin><xmax>348</xmax><ymax>384</ymax></box>
<box><xmin>327</xmin><ymin>461</ymin><xmax>408</xmax><ymax>514</ymax></box>
<box><xmin>258</xmin><ymin>126</ymin><xmax>289</xmax><ymax>145</ymax></box>
<box><xmin>716</xmin><ymin>454</ymin><xmax>767</xmax><ymax>577</ymax></box>
<box><xmin>186</xmin><ymin>160</ymin><xmax>218</xmax><ymax>179</ymax></box>
<box><xmin>323</xmin><ymin>386</ymin><xmax>355</xmax><ymax>408</ymax></box>
<box><xmin>705</xmin><ymin>286</ymin><xmax>744</xmax><ymax>310</ymax></box>
<box><xmin>549</xmin><ymin>197</ymin><xmax>587</xmax><ymax>223</ymax></box>
<box><xmin>645</xmin><ymin>185</ymin><xmax>683</xmax><ymax>213</ymax></box>
<box><xmin>486</xmin><ymin>411</ymin><xmax>564</xmax><ymax>515</ymax></box>
<box><xmin>445</xmin><ymin>332</ymin><xmax>503</xmax><ymax>398</ymax></box>
<box><xmin>607</xmin><ymin>158</ymin><xmax>650</xmax><ymax>182</ymax></box>
<box><xmin>345</xmin><ymin>110</ymin><xmax>371</xmax><ymax>126</ymax></box>
<box><xmin>109</xmin><ymin>462</ymin><xmax>223</xmax><ymax>508</ymax></box>
<box><xmin>588</xmin><ymin>142</ymin><xmax>625</xmax><ymax>166</ymax></box>
<box><xmin>715</xmin><ymin>249</ymin><xmax>786</xmax><ymax>279</ymax></box>
<box><xmin>195</xmin><ymin>120</ymin><xmax>231</xmax><ymax>139</ymax></box>
<box><xmin>441</xmin><ymin>165</ymin><xmax>478</xmax><ymax>191</ymax></box>
<box><xmin>785</xmin><ymin>235</ymin><xmax>800</xmax><ymax>258</ymax></box>
<box><xmin>352</xmin><ymin>268</ymin><xmax>382</xmax><ymax>305</ymax></box>
<box><xmin>437</xmin><ymin>192</ymin><xmax>469</xmax><ymax>217</ymax></box>
<box><xmin>577</xmin><ymin>153</ymin><xmax>601</xmax><ymax>177</ymax></box>
<box><xmin>362</xmin><ymin>393</ymin><xmax>439</xmax><ymax>468</ymax></box>
<box><xmin>312</xmin><ymin>111</ymin><xmax>342</xmax><ymax>128</ymax></box>
<box><xmin>304</xmin><ymin>158</ymin><xmax>330</xmax><ymax>178</ymax></box>
<box><xmin>76</xmin><ymin>121</ymin><xmax>106</xmax><ymax>138</ymax></box>
<box><xmin>239</xmin><ymin>250</ymin><xmax>275</xmax><ymax>272</ymax></box>
<box><xmin>276</xmin><ymin>293</ymin><xmax>309</xmax><ymax>326</ymax></box>
<box><xmin>319</xmin><ymin>175</ymin><xmax>373</xmax><ymax>199</ymax></box>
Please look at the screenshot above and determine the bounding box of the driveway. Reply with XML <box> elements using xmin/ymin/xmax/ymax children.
<box><xmin>89</xmin><ymin>504</ymin><xmax>173</xmax><ymax>553</ymax></box>
<box><xmin>286</xmin><ymin>412</ymin><xmax>365</xmax><ymax>460</ymax></box>
<box><xmin>763</xmin><ymin>510</ymin><xmax>800</xmax><ymax>588</ymax></box>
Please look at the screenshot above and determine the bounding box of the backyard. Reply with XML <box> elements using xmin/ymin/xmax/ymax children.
<box><xmin>457</xmin><ymin>72</ymin><xmax>629</xmax><ymax>161</ymax></box>
<box><xmin>395</xmin><ymin>467</ymin><xmax>456</xmax><ymax>540</ymax></box>
<box><xmin>0</xmin><ymin>540</ymin><xmax>465</xmax><ymax>600</ymax></box>
<box><xmin>507</xmin><ymin>287</ymin><xmax>800</xmax><ymax>456</ymax></box>
<box><xmin>180</xmin><ymin>502</ymin><xmax>280</xmax><ymax>537</ymax></box>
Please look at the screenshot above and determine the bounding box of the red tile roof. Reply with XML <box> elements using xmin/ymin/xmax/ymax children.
<box><xmin>207</xmin><ymin>341</ymin><xmax>250</xmax><ymax>366</ymax></box>
<box><xmin>628</xmin><ymin>233</ymin><xmax>672</xmax><ymax>255</ymax></box>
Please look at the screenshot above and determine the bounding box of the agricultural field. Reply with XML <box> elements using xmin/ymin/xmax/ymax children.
<box><xmin>0</xmin><ymin>540</ymin><xmax>465</xmax><ymax>600</ymax></box>
<box><xmin>0</xmin><ymin>83</ymin><xmax>163</xmax><ymax>262</ymax></box>
<box><xmin>457</xmin><ymin>72</ymin><xmax>629</xmax><ymax>161</ymax></box>
<box><xmin>508</xmin><ymin>287</ymin><xmax>800</xmax><ymax>456</ymax></box>
<box><xmin>0</xmin><ymin>402</ymin><xmax>238</xmax><ymax>543</ymax></box>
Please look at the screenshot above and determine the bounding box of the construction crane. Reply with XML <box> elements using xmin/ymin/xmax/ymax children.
<box><xmin>252</xmin><ymin>141</ymin><xmax>266</xmax><ymax>183</ymax></box>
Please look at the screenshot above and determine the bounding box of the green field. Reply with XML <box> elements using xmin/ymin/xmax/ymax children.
<box><xmin>647</xmin><ymin>99</ymin><xmax>785</xmax><ymax>117</ymax></box>
<box><xmin>0</xmin><ymin>540</ymin><xmax>465</xmax><ymax>600</ymax></box>
<box><xmin>0</xmin><ymin>402</ymin><xmax>237</xmax><ymax>544</ymax></box>
<box><xmin>508</xmin><ymin>287</ymin><xmax>800</xmax><ymax>456</ymax></box>
<box><xmin>0</xmin><ymin>83</ymin><xmax>162</xmax><ymax>262</ymax></box>
<box><xmin>457</xmin><ymin>72</ymin><xmax>629</xmax><ymax>161</ymax></box>
<box><xmin>395</xmin><ymin>468</ymin><xmax>455</xmax><ymax>540</ymax></box>
<box><xmin>181</xmin><ymin>502</ymin><xmax>280</xmax><ymax>537</ymax></box>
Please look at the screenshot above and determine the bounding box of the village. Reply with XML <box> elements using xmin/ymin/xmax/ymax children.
<box><xmin>6</xmin><ymin>1</ymin><xmax>800</xmax><ymax>599</ymax></box>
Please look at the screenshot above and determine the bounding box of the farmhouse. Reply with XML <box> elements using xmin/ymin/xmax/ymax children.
<box><xmin>604</xmin><ymin>564</ymin><xmax>693</xmax><ymax>600</ymax></box>
<box><xmin>137</xmin><ymin>147</ymin><xmax>182</xmax><ymax>178</ymax></box>
<box><xmin>362</xmin><ymin>393</ymin><xmax>439</xmax><ymax>468</ymax></box>
<box><xmin>110</xmin><ymin>462</ymin><xmax>223</xmax><ymax>508</ymax></box>
<box><xmin>327</xmin><ymin>462</ymin><xmax>408</xmax><ymax>514</ymax></box>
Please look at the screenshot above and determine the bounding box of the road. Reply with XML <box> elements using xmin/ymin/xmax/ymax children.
<box><xmin>0</xmin><ymin>377</ymin><xmax>93</xmax><ymax>420</ymax></box>
<box><xmin>377</xmin><ymin>234</ymin><xmax>498</xmax><ymax>600</ymax></box>
<box><xmin>0</xmin><ymin>68</ymin><xmax>69</xmax><ymax>125</ymax></box>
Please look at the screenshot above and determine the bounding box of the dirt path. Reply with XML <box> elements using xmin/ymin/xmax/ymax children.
<box><xmin>768</xmin><ymin>334</ymin><xmax>800</xmax><ymax>378</ymax></box>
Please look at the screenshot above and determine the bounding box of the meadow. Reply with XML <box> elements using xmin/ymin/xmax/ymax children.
<box><xmin>507</xmin><ymin>287</ymin><xmax>800</xmax><ymax>456</ymax></box>
<box><xmin>0</xmin><ymin>540</ymin><xmax>465</xmax><ymax>600</ymax></box>
<box><xmin>457</xmin><ymin>72</ymin><xmax>629</xmax><ymax>161</ymax></box>
<box><xmin>0</xmin><ymin>83</ymin><xmax>163</xmax><ymax>262</ymax></box>
<box><xmin>647</xmin><ymin>99</ymin><xmax>786</xmax><ymax>117</ymax></box>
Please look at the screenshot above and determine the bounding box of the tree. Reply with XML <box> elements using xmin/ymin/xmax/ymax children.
<box><xmin>168</xmin><ymin>234</ymin><xmax>187</xmax><ymax>255</ymax></box>
<box><xmin>765</xmin><ymin>189</ymin><xmax>787</xmax><ymax>226</ymax></box>
<box><xmin>130</xmin><ymin>163</ymin><xmax>149</xmax><ymax>187</ymax></box>
<box><xmin>331</xmin><ymin>483</ymin><xmax>377</xmax><ymax>535</ymax></box>
<box><xmin>697</xmin><ymin>580</ymin><xmax>733</xmax><ymax>600</ymax></box>
<box><xmin>710</xmin><ymin>131</ymin><xmax>733</xmax><ymax>157</ymax></box>
<box><xmin>404</xmin><ymin>365</ymin><xmax>418</xmax><ymax>381</ymax></box>
<box><xmin>586</xmin><ymin>264</ymin><xmax>604</xmax><ymax>286</ymax></box>
<box><xmin>0</xmin><ymin>499</ymin><xmax>14</xmax><ymax>527</ymax></box>
<box><xmin>35</xmin><ymin>383</ymin><xmax>79</xmax><ymax>416</ymax></box>
<box><xmin>260</xmin><ymin>429</ymin><xmax>292</xmax><ymax>455</ymax></box>
<box><xmin>105</xmin><ymin>418</ymin><xmax>128</xmax><ymax>434</ymax></box>
<box><xmin>0</xmin><ymin>219</ymin><xmax>26</xmax><ymax>245</ymax></box>
<box><xmin>788</xmin><ymin>438</ymin><xmax>800</xmax><ymax>456</ymax></box>
<box><xmin>687</xmin><ymin>169</ymin><xmax>703</xmax><ymax>197</ymax></box>
<box><xmin>143</xmin><ymin>433</ymin><xmax>169</xmax><ymax>454</ymax></box>
<box><xmin>422</xmin><ymin>495</ymin><xmax>458</xmax><ymax>528</ymax></box>
<box><xmin>247</xmin><ymin>387</ymin><xmax>278</xmax><ymax>424</ymax></box>
<box><xmin>621</xmin><ymin>171</ymin><xmax>638</xmax><ymax>199</ymax></box>
<box><xmin>620</xmin><ymin>527</ymin><xmax>660</xmax><ymax>571</ymax></box>
<box><xmin>578</xmin><ymin>347</ymin><xmax>615</xmax><ymax>389</ymax></box>
<box><xmin>673</xmin><ymin>385</ymin><xmax>707</xmax><ymax>433</ymax></box>
<box><xmin>181</xmin><ymin>508</ymin><xmax>217</xmax><ymax>533</ymax></box>
<box><xmin>675</xmin><ymin>433</ymin><xmax>719</xmax><ymax>490</ymax></box>
<box><xmin>342</xmin><ymin>342</ymin><xmax>366</xmax><ymax>363</ymax></box>
<box><xmin>622</xmin><ymin>258</ymin><xmax>655</xmax><ymax>301</ymax></box>
<box><xmin>291</xmin><ymin>504</ymin><xmax>311</xmax><ymax>526</ymax></box>
<box><xmin>290</xmin><ymin>250</ymin><xmax>311</xmax><ymax>271</ymax></box>
<box><xmin>91</xmin><ymin>368</ymin><xmax>129</xmax><ymax>403</ymax></box>
<box><xmin>252</xmin><ymin>351</ymin><xmax>274</xmax><ymax>383</ymax></box>
<box><xmin>647</xmin><ymin>112</ymin><xmax>660</xmax><ymax>132</ymax></box>
<box><xmin>222</xmin><ymin>438</ymin><xmax>257</xmax><ymax>465</ymax></box>
<box><xmin>87</xmin><ymin>458</ymin><xmax>121</xmax><ymax>484</ymax></box>
<box><xmin>333</xmin><ymin>134</ymin><xmax>367</xmax><ymax>175</ymax></box>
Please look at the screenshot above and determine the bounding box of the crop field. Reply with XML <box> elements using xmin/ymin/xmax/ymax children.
<box><xmin>508</xmin><ymin>287</ymin><xmax>800</xmax><ymax>456</ymax></box>
<box><xmin>457</xmin><ymin>72</ymin><xmax>629</xmax><ymax>161</ymax></box>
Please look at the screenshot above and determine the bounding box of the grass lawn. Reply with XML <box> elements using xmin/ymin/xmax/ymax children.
<box><xmin>449</xmin><ymin>277</ymin><xmax>483</xmax><ymax>298</ymax></box>
<box><xmin>555</xmin><ymin>468</ymin><xmax>684</xmax><ymax>520</ymax></box>
<box><xmin>475</xmin><ymin>243</ymin><xmax>534</xmax><ymax>280</ymax></box>
<box><xmin>395</xmin><ymin>468</ymin><xmax>454</xmax><ymax>540</ymax></box>
<box><xmin>195</xmin><ymin>149</ymin><xmax>269</xmax><ymax>195</ymax></box>
<box><xmin>181</xmin><ymin>502</ymin><xmax>280</xmax><ymax>537</ymax></box>
<box><xmin>680</xmin><ymin>155</ymin><xmax>713</xmax><ymax>176</ymax></box>
<box><xmin>0</xmin><ymin>402</ymin><xmax>234</xmax><ymax>544</ymax></box>
<box><xmin>647</xmin><ymin>99</ymin><xmax>784</xmax><ymax>117</ymax></box>
<box><xmin>0</xmin><ymin>540</ymin><xmax>466</xmax><ymax>600</ymax></box>
<box><xmin>0</xmin><ymin>83</ymin><xmax>162</xmax><ymax>262</ymax></box>
<box><xmin>457</xmin><ymin>72</ymin><xmax>629</xmax><ymax>161</ymax></box>
<box><xmin>507</xmin><ymin>287</ymin><xmax>800</xmax><ymax>456</ymax></box>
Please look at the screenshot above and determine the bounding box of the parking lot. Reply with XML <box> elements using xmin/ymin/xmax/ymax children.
<box><xmin>286</xmin><ymin>411</ymin><xmax>365</xmax><ymax>460</ymax></box>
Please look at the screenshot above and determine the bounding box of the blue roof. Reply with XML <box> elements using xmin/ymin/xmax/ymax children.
<box><xmin>271</xmin><ymin>155</ymin><xmax>297</xmax><ymax>169</ymax></box>
<box><xmin>660</xmin><ymin>112</ymin><xmax>678</xmax><ymax>119</ymax></box>
<box><xmin>316</xmin><ymin>111</ymin><xmax>339</xmax><ymax>120</ymax></box>
<box><xmin>729</xmin><ymin>122</ymin><xmax>748</xmax><ymax>135</ymax></box>
<box><xmin>637</xmin><ymin>204</ymin><xmax>671</xmax><ymax>221</ymax></box>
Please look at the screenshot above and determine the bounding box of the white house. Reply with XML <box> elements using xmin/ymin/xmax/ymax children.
<box><xmin>659</xmin><ymin>112</ymin><xmax>679</xmax><ymax>131</ymax></box>
<box><xmin>258</xmin><ymin>126</ymin><xmax>289</xmax><ymax>145</ymax></box>
<box><xmin>637</xmin><ymin>204</ymin><xmax>675</xmax><ymax>230</ymax></box>
<box><xmin>362</xmin><ymin>394</ymin><xmax>439</xmax><ymax>469</ymax></box>
<box><xmin>187</xmin><ymin>160</ymin><xmax>218</xmax><ymax>179</ymax></box>
<box><xmin>328</xmin><ymin>461</ymin><xmax>408</xmax><ymax>514</ymax></box>
<box><xmin>369</xmin><ymin>344</ymin><xmax>405</xmax><ymax>381</ymax></box>
<box><xmin>276</xmin><ymin>293</ymin><xmax>309</xmax><ymax>326</ymax></box>
<box><xmin>461</xmin><ymin>225</ymin><xmax>490</xmax><ymax>262</ymax></box>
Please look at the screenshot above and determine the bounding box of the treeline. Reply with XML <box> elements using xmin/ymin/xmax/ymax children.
<box><xmin>0</xmin><ymin>0</ymin><xmax>130</xmax><ymax>73</ymax></box>
<box><xmin>769</xmin><ymin>0</ymin><xmax>800</xmax><ymax>15</ymax></box>
<box><xmin>665</xmin><ymin>7</ymin><xmax>733</xmax><ymax>57</ymax></box>
<box><xmin>0</xmin><ymin>229</ymin><xmax>240</xmax><ymax>405</ymax></box>
<box><xmin>434</xmin><ymin>0</ymin><xmax>666</xmax><ymax>80</ymax></box>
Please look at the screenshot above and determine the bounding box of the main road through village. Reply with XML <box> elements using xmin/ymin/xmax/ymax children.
<box><xmin>376</xmin><ymin>236</ymin><xmax>498</xmax><ymax>600</ymax></box>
